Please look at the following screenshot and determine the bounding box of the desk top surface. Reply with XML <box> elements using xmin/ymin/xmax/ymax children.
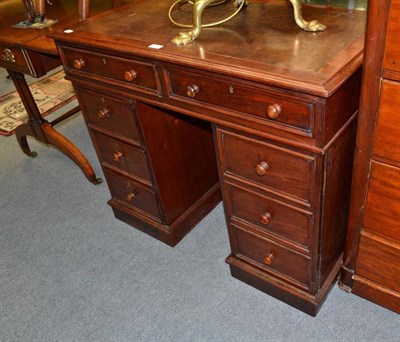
<box><xmin>51</xmin><ymin>0</ymin><xmax>366</xmax><ymax>96</ymax></box>
<box><xmin>0</xmin><ymin>0</ymin><xmax>125</xmax><ymax>55</ymax></box>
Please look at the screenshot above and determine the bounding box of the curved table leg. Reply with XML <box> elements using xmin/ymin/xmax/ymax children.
<box><xmin>15</xmin><ymin>122</ymin><xmax>38</xmax><ymax>157</ymax></box>
<box><xmin>8</xmin><ymin>69</ymin><xmax>101</xmax><ymax>185</ymax></box>
<box><xmin>42</xmin><ymin>121</ymin><xmax>102</xmax><ymax>184</ymax></box>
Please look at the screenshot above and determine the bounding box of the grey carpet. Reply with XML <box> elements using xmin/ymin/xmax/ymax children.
<box><xmin>1</xmin><ymin>68</ymin><xmax>399</xmax><ymax>342</ymax></box>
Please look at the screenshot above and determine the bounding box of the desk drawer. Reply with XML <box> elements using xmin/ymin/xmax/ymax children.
<box><xmin>227</xmin><ymin>184</ymin><xmax>312</xmax><ymax>251</ymax></box>
<box><xmin>104</xmin><ymin>169</ymin><xmax>161</xmax><ymax>221</ymax></box>
<box><xmin>0</xmin><ymin>45</ymin><xmax>31</xmax><ymax>74</ymax></box>
<box><xmin>355</xmin><ymin>233</ymin><xmax>400</xmax><ymax>294</ymax></box>
<box><xmin>373</xmin><ymin>80</ymin><xmax>400</xmax><ymax>165</ymax></box>
<box><xmin>76</xmin><ymin>87</ymin><xmax>141</xmax><ymax>142</ymax></box>
<box><xmin>217</xmin><ymin>129</ymin><xmax>316</xmax><ymax>205</ymax></box>
<box><xmin>92</xmin><ymin>132</ymin><xmax>151</xmax><ymax>183</ymax></box>
<box><xmin>165</xmin><ymin>67</ymin><xmax>314</xmax><ymax>135</ymax></box>
<box><xmin>62</xmin><ymin>47</ymin><xmax>160</xmax><ymax>94</ymax></box>
<box><xmin>231</xmin><ymin>224</ymin><xmax>311</xmax><ymax>288</ymax></box>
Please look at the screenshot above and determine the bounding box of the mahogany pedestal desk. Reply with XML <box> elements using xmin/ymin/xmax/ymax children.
<box><xmin>0</xmin><ymin>0</ymin><xmax>122</xmax><ymax>184</ymax></box>
<box><xmin>51</xmin><ymin>0</ymin><xmax>366</xmax><ymax>316</ymax></box>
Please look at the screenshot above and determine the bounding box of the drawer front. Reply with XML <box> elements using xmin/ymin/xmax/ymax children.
<box><xmin>383</xmin><ymin>0</ymin><xmax>400</xmax><ymax>73</ymax></box>
<box><xmin>227</xmin><ymin>184</ymin><xmax>312</xmax><ymax>251</ymax></box>
<box><xmin>373</xmin><ymin>80</ymin><xmax>400</xmax><ymax>164</ymax></box>
<box><xmin>231</xmin><ymin>224</ymin><xmax>311</xmax><ymax>288</ymax></box>
<box><xmin>363</xmin><ymin>161</ymin><xmax>400</xmax><ymax>243</ymax></box>
<box><xmin>62</xmin><ymin>47</ymin><xmax>159</xmax><ymax>93</ymax></box>
<box><xmin>355</xmin><ymin>233</ymin><xmax>400</xmax><ymax>293</ymax></box>
<box><xmin>76</xmin><ymin>87</ymin><xmax>141</xmax><ymax>142</ymax></box>
<box><xmin>0</xmin><ymin>45</ymin><xmax>30</xmax><ymax>74</ymax></box>
<box><xmin>166</xmin><ymin>68</ymin><xmax>314</xmax><ymax>135</ymax></box>
<box><xmin>218</xmin><ymin>129</ymin><xmax>315</xmax><ymax>205</ymax></box>
<box><xmin>92</xmin><ymin>132</ymin><xmax>151</xmax><ymax>182</ymax></box>
<box><xmin>104</xmin><ymin>170</ymin><xmax>161</xmax><ymax>221</ymax></box>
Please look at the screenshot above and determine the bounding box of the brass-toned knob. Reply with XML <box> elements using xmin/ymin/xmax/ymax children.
<box><xmin>263</xmin><ymin>253</ymin><xmax>274</xmax><ymax>265</ymax></box>
<box><xmin>97</xmin><ymin>108</ymin><xmax>110</xmax><ymax>119</ymax></box>
<box><xmin>267</xmin><ymin>104</ymin><xmax>281</xmax><ymax>120</ymax></box>
<box><xmin>260</xmin><ymin>212</ymin><xmax>272</xmax><ymax>225</ymax></box>
<box><xmin>125</xmin><ymin>192</ymin><xmax>135</xmax><ymax>202</ymax></box>
<box><xmin>73</xmin><ymin>58</ymin><xmax>85</xmax><ymax>69</ymax></box>
<box><xmin>113</xmin><ymin>151</ymin><xmax>124</xmax><ymax>163</ymax></box>
<box><xmin>186</xmin><ymin>84</ymin><xmax>199</xmax><ymax>98</ymax></box>
<box><xmin>255</xmin><ymin>161</ymin><xmax>269</xmax><ymax>176</ymax></box>
<box><xmin>124</xmin><ymin>70</ymin><xmax>137</xmax><ymax>82</ymax></box>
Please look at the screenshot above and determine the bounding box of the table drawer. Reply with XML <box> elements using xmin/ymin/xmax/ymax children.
<box><xmin>363</xmin><ymin>161</ymin><xmax>400</xmax><ymax>243</ymax></box>
<box><xmin>355</xmin><ymin>233</ymin><xmax>400</xmax><ymax>293</ymax></box>
<box><xmin>217</xmin><ymin>129</ymin><xmax>316</xmax><ymax>205</ymax></box>
<box><xmin>62</xmin><ymin>47</ymin><xmax>160</xmax><ymax>94</ymax></box>
<box><xmin>373</xmin><ymin>80</ymin><xmax>400</xmax><ymax>164</ymax></box>
<box><xmin>226</xmin><ymin>184</ymin><xmax>312</xmax><ymax>252</ymax></box>
<box><xmin>231</xmin><ymin>224</ymin><xmax>311</xmax><ymax>288</ymax></box>
<box><xmin>165</xmin><ymin>67</ymin><xmax>314</xmax><ymax>135</ymax></box>
<box><xmin>76</xmin><ymin>87</ymin><xmax>141</xmax><ymax>142</ymax></box>
<box><xmin>92</xmin><ymin>131</ymin><xmax>151</xmax><ymax>183</ymax></box>
<box><xmin>104</xmin><ymin>169</ymin><xmax>161</xmax><ymax>221</ymax></box>
<box><xmin>0</xmin><ymin>45</ymin><xmax>31</xmax><ymax>74</ymax></box>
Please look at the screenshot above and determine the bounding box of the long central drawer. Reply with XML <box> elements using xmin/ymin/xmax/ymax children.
<box><xmin>164</xmin><ymin>67</ymin><xmax>316</xmax><ymax>137</ymax></box>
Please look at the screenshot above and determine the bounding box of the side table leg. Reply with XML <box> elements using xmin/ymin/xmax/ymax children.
<box><xmin>42</xmin><ymin>121</ymin><xmax>102</xmax><ymax>184</ymax></box>
<box><xmin>15</xmin><ymin>122</ymin><xmax>38</xmax><ymax>157</ymax></box>
<box><xmin>7</xmin><ymin>69</ymin><xmax>102</xmax><ymax>185</ymax></box>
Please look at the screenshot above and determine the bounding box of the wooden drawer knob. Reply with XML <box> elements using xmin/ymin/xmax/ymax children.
<box><xmin>124</xmin><ymin>70</ymin><xmax>138</xmax><ymax>82</ymax></box>
<box><xmin>186</xmin><ymin>84</ymin><xmax>199</xmax><ymax>98</ymax></box>
<box><xmin>97</xmin><ymin>108</ymin><xmax>110</xmax><ymax>119</ymax></box>
<box><xmin>263</xmin><ymin>253</ymin><xmax>274</xmax><ymax>265</ymax></box>
<box><xmin>255</xmin><ymin>161</ymin><xmax>269</xmax><ymax>176</ymax></box>
<box><xmin>267</xmin><ymin>104</ymin><xmax>281</xmax><ymax>120</ymax></box>
<box><xmin>113</xmin><ymin>151</ymin><xmax>124</xmax><ymax>163</ymax></box>
<box><xmin>73</xmin><ymin>58</ymin><xmax>85</xmax><ymax>69</ymax></box>
<box><xmin>260</xmin><ymin>212</ymin><xmax>272</xmax><ymax>225</ymax></box>
<box><xmin>125</xmin><ymin>192</ymin><xmax>135</xmax><ymax>202</ymax></box>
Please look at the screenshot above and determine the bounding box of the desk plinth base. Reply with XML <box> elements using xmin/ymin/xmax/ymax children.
<box><xmin>109</xmin><ymin>184</ymin><xmax>221</xmax><ymax>247</ymax></box>
<box><xmin>226</xmin><ymin>255</ymin><xmax>341</xmax><ymax>316</ymax></box>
